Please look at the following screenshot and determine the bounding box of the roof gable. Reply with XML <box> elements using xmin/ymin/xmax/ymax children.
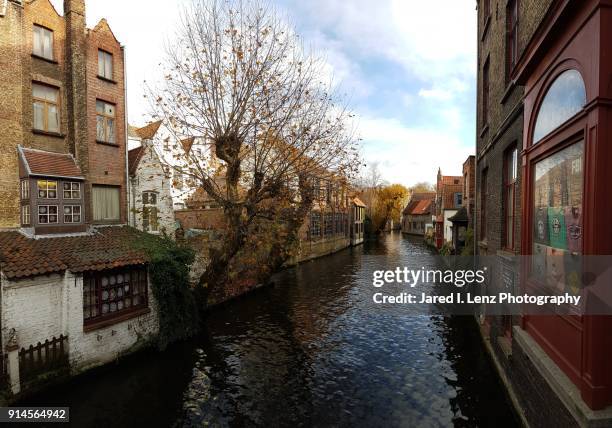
<box><xmin>19</xmin><ymin>146</ymin><xmax>83</xmax><ymax>179</ymax></box>
<box><xmin>127</xmin><ymin>145</ymin><xmax>145</xmax><ymax>176</ymax></box>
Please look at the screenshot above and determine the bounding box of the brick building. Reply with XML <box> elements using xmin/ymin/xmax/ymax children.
<box><xmin>401</xmin><ymin>192</ymin><xmax>436</xmax><ymax>236</ymax></box>
<box><xmin>0</xmin><ymin>0</ymin><xmax>159</xmax><ymax>397</ymax></box>
<box><xmin>434</xmin><ymin>168</ymin><xmax>463</xmax><ymax>249</ymax></box>
<box><xmin>476</xmin><ymin>0</ymin><xmax>612</xmax><ymax>425</ymax></box>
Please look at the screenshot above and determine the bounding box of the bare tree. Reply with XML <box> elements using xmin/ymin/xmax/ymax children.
<box><xmin>149</xmin><ymin>0</ymin><xmax>360</xmax><ymax>303</ymax></box>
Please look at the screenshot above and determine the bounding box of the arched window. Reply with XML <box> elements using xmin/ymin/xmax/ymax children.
<box><xmin>533</xmin><ymin>69</ymin><xmax>586</xmax><ymax>143</ymax></box>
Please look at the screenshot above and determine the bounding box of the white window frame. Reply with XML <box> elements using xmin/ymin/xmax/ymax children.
<box><xmin>63</xmin><ymin>182</ymin><xmax>81</xmax><ymax>199</ymax></box>
<box><xmin>37</xmin><ymin>179</ymin><xmax>58</xmax><ymax>199</ymax></box>
<box><xmin>33</xmin><ymin>25</ymin><xmax>54</xmax><ymax>60</ymax></box>
<box><xmin>98</xmin><ymin>49</ymin><xmax>114</xmax><ymax>80</ymax></box>
<box><xmin>22</xmin><ymin>205</ymin><xmax>31</xmax><ymax>225</ymax></box>
<box><xmin>63</xmin><ymin>205</ymin><xmax>82</xmax><ymax>223</ymax></box>
<box><xmin>20</xmin><ymin>179</ymin><xmax>30</xmax><ymax>200</ymax></box>
<box><xmin>38</xmin><ymin>205</ymin><xmax>58</xmax><ymax>224</ymax></box>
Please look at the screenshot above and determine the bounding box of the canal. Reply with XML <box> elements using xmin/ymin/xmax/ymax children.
<box><xmin>20</xmin><ymin>233</ymin><xmax>519</xmax><ymax>427</ymax></box>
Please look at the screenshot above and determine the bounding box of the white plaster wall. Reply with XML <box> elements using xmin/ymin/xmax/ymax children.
<box><xmin>129</xmin><ymin>144</ymin><xmax>175</xmax><ymax>236</ymax></box>
<box><xmin>1</xmin><ymin>273</ymin><xmax>64</xmax><ymax>350</ymax></box>
<box><xmin>444</xmin><ymin>210</ymin><xmax>458</xmax><ymax>243</ymax></box>
<box><xmin>1</xmin><ymin>270</ymin><xmax>159</xmax><ymax>374</ymax></box>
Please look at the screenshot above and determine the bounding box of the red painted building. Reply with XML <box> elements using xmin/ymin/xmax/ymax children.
<box><xmin>514</xmin><ymin>0</ymin><xmax>612</xmax><ymax>413</ymax></box>
<box><xmin>477</xmin><ymin>0</ymin><xmax>612</xmax><ymax>425</ymax></box>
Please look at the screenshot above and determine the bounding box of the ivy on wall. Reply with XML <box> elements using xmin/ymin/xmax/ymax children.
<box><xmin>134</xmin><ymin>233</ymin><xmax>200</xmax><ymax>350</ymax></box>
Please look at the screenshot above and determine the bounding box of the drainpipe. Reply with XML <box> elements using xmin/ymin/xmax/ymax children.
<box><xmin>122</xmin><ymin>44</ymin><xmax>130</xmax><ymax>227</ymax></box>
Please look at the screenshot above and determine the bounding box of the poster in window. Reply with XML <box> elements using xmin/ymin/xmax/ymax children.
<box><xmin>547</xmin><ymin>207</ymin><xmax>567</xmax><ymax>250</ymax></box>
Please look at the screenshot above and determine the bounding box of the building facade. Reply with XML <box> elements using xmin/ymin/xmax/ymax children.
<box><xmin>0</xmin><ymin>0</ymin><xmax>159</xmax><ymax>397</ymax></box>
<box><xmin>476</xmin><ymin>0</ymin><xmax>612</xmax><ymax>425</ymax></box>
<box><xmin>127</xmin><ymin>121</ymin><xmax>175</xmax><ymax>236</ymax></box>
<box><xmin>434</xmin><ymin>169</ymin><xmax>463</xmax><ymax>249</ymax></box>
<box><xmin>401</xmin><ymin>192</ymin><xmax>436</xmax><ymax>236</ymax></box>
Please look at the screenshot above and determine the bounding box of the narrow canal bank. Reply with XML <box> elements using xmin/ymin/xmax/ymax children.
<box><xmin>19</xmin><ymin>233</ymin><xmax>519</xmax><ymax>427</ymax></box>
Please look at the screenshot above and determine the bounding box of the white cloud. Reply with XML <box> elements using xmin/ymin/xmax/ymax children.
<box><xmin>358</xmin><ymin>115</ymin><xmax>471</xmax><ymax>186</ymax></box>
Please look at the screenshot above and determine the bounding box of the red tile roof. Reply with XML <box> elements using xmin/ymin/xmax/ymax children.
<box><xmin>128</xmin><ymin>145</ymin><xmax>145</xmax><ymax>176</ymax></box>
<box><xmin>20</xmin><ymin>147</ymin><xmax>83</xmax><ymax>179</ymax></box>
<box><xmin>410</xmin><ymin>192</ymin><xmax>436</xmax><ymax>201</ymax></box>
<box><xmin>0</xmin><ymin>227</ymin><xmax>149</xmax><ymax>280</ymax></box>
<box><xmin>443</xmin><ymin>183</ymin><xmax>463</xmax><ymax>209</ymax></box>
<box><xmin>352</xmin><ymin>197</ymin><xmax>367</xmax><ymax>208</ymax></box>
<box><xmin>135</xmin><ymin>121</ymin><xmax>162</xmax><ymax>140</ymax></box>
<box><xmin>181</xmin><ymin>137</ymin><xmax>195</xmax><ymax>154</ymax></box>
<box><xmin>410</xmin><ymin>199</ymin><xmax>433</xmax><ymax>215</ymax></box>
<box><xmin>440</xmin><ymin>176</ymin><xmax>462</xmax><ymax>186</ymax></box>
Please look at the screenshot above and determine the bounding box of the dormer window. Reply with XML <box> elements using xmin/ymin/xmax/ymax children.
<box><xmin>33</xmin><ymin>25</ymin><xmax>53</xmax><ymax>60</ymax></box>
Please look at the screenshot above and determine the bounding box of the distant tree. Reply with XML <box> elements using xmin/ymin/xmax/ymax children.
<box><xmin>371</xmin><ymin>184</ymin><xmax>409</xmax><ymax>232</ymax></box>
<box><xmin>410</xmin><ymin>181</ymin><xmax>435</xmax><ymax>193</ymax></box>
<box><xmin>149</xmin><ymin>0</ymin><xmax>360</xmax><ymax>305</ymax></box>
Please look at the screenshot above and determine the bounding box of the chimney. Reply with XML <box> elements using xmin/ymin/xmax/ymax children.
<box><xmin>64</xmin><ymin>0</ymin><xmax>88</xmax><ymax>174</ymax></box>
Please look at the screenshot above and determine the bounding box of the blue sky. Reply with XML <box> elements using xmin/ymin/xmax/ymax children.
<box><xmin>51</xmin><ymin>0</ymin><xmax>477</xmax><ymax>187</ymax></box>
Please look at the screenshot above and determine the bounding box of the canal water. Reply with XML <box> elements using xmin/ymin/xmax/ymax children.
<box><xmin>20</xmin><ymin>233</ymin><xmax>519</xmax><ymax>427</ymax></box>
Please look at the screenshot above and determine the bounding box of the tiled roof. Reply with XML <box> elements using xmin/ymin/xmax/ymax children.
<box><xmin>0</xmin><ymin>227</ymin><xmax>149</xmax><ymax>280</ymax></box>
<box><xmin>20</xmin><ymin>147</ymin><xmax>83</xmax><ymax>179</ymax></box>
<box><xmin>441</xmin><ymin>176</ymin><xmax>462</xmax><ymax>186</ymax></box>
<box><xmin>410</xmin><ymin>199</ymin><xmax>433</xmax><ymax>215</ymax></box>
<box><xmin>449</xmin><ymin>206</ymin><xmax>469</xmax><ymax>223</ymax></box>
<box><xmin>352</xmin><ymin>197</ymin><xmax>367</xmax><ymax>208</ymax></box>
<box><xmin>410</xmin><ymin>192</ymin><xmax>436</xmax><ymax>201</ymax></box>
<box><xmin>135</xmin><ymin>121</ymin><xmax>162</xmax><ymax>140</ymax></box>
<box><xmin>128</xmin><ymin>145</ymin><xmax>145</xmax><ymax>176</ymax></box>
<box><xmin>181</xmin><ymin>137</ymin><xmax>195</xmax><ymax>154</ymax></box>
<box><xmin>443</xmin><ymin>183</ymin><xmax>463</xmax><ymax>209</ymax></box>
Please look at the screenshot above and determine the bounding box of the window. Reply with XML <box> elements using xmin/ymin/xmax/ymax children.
<box><xmin>533</xmin><ymin>70</ymin><xmax>586</xmax><ymax>143</ymax></box>
<box><xmin>33</xmin><ymin>25</ymin><xmax>53</xmax><ymax>60</ymax></box>
<box><xmin>63</xmin><ymin>205</ymin><xmax>81</xmax><ymax>223</ymax></box>
<box><xmin>142</xmin><ymin>191</ymin><xmax>159</xmax><ymax>232</ymax></box>
<box><xmin>33</xmin><ymin>84</ymin><xmax>59</xmax><ymax>133</ymax></box>
<box><xmin>455</xmin><ymin>193</ymin><xmax>463</xmax><ymax>207</ymax></box>
<box><xmin>504</xmin><ymin>146</ymin><xmax>518</xmax><ymax>249</ymax></box>
<box><xmin>92</xmin><ymin>185</ymin><xmax>120</xmax><ymax>221</ymax></box>
<box><xmin>22</xmin><ymin>205</ymin><xmax>31</xmax><ymax>225</ymax></box>
<box><xmin>482</xmin><ymin>58</ymin><xmax>490</xmax><ymax>127</ymax></box>
<box><xmin>83</xmin><ymin>266</ymin><xmax>148</xmax><ymax>324</ymax></box>
<box><xmin>63</xmin><ymin>182</ymin><xmax>81</xmax><ymax>199</ymax></box>
<box><xmin>481</xmin><ymin>169</ymin><xmax>488</xmax><ymax>238</ymax></box>
<box><xmin>532</xmin><ymin>142</ymin><xmax>584</xmax><ymax>283</ymax></box>
<box><xmin>37</xmin><ymin>179</ymin><xmax>57</xmax><ymax>199</ymax></box>
<box><xmin>98</xmin><ymin>50</ymin><xmax>113</xmax><ymax>80</ymax></box>
<box><xmin>142</xmin><ymin>191</ymin><xmax>157</xmax><ymax>205</ymax></box>
<box><xmin>506</xmin><ymin>0</ymin><xmax>519</xmax><ymax>76</ymax></box>
<box><xmin>96</xmin><ymin>100</ymin><xmax>116</xmax><ymax>144</ymax></box>
<box><xmin>310</xmin><ymin>212</ymin><xmax>321</xmax><ymax>239</ymax></box>
<box><xmin>38</xmin><ymin>205</ymin><xmax>58</xmax><ymax>224</ymax></box>
<box><xmin>20</xmin><ymin>180</ymin><xmax>30</xmax><ymax>200</ymax></box>
<box><xmin>324</xmin><ymin>213</ymin><xmax>333</xmax><ymax>236</ymax></box>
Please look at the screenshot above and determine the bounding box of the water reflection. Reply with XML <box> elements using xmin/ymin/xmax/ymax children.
<box><xmin>20</xmin><ymin>233</ymin><xmax>518</xmax><ymax>428</ymax></box>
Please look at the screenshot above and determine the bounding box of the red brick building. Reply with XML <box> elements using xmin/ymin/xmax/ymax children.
<box><xmin>477</xmin><ymin>0</ymin><xmax>612</xmax><ymax>425</ymax></box>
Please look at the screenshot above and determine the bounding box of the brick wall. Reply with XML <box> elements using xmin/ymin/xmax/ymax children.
<box><xmin>175</xmin><ymin>208</ymin><xmax>227</xmax><ymax>230</ymax></box>
<box><xmin>85</xmin><ymin>18</ymin><xmax>127</xmax><ymax>224</ymax></box>
<box><xmin>0</xmin><ymin>0</ymin><xmax>128</xmax><ymax>228</ymax></box>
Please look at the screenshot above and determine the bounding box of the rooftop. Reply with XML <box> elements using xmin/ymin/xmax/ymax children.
<box><xmin>19</xmin><ymin>146</ymin><xmax>83</xmax><ymax>179</ymax></box>
<box><xmin>0</xmin><ymin>226</ymin><xmax>149</xmax><ymax>280</ymax></box>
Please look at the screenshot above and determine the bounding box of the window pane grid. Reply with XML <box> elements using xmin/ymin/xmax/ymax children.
<box><xmin>83</xmin><ymin>267</ymin><xmax>148</xmax><ymax>324</ymax></box>
<box><xmin>37</xmin><ymin>180</ymin><xmax>57</xmax><ymax>199</ymax></box>
<box><xmin>96</xmin><ymin>100</ymin><xmax>116</xmax><ymax>143</ymax></box>
<box><xmin>32</xmin><ymin>84</ymin><xmax>60</xmax><ymax>133</ymax></box>
<box><xmin>38</xmin><ymin>205</ymin><xmax>58</xmax><ymax>224</ymax></box>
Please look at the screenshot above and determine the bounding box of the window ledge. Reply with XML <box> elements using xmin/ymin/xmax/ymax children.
<box><xmin>33</xmin><ymin>129</ymin><xmax>65</xmax><ymax>138</ymax></box>
<box><xmin>31</xmin><ymin>53</ymin><xmax>58</xmax><ymax>64</ymax></box>
<box><xmin>479</xmin><ymin>124</ymin><xmax>489</xmax><ymax>138</ymax></box>
<box><xmin>97</xmin><ymin>75</ymin><xmax>118</xmax><ymax>84</ymax></box>
<box><xmin>96</xmin><ymin>140</ymin><xmax>120</xmax><ymax>147</ymax></box>
<box><xmin>480</xmin><ymin>16</ymin><xmax>491</xmax><ymax>42</ymax></box>
<box><xmin>83</xmin><ymin>307</ymin><xmax>150</xmax><ymax>333</ymax></box>
<box><xmin>500</xmin><ymin>81</ymin><xmax>517</xmax><ymax>105</ymax></box>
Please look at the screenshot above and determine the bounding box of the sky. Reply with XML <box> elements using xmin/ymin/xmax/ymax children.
<box><xmin>50</xmin><ymin>0</ymin><xmax>477</xmax><ymax>187</ymax></box>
